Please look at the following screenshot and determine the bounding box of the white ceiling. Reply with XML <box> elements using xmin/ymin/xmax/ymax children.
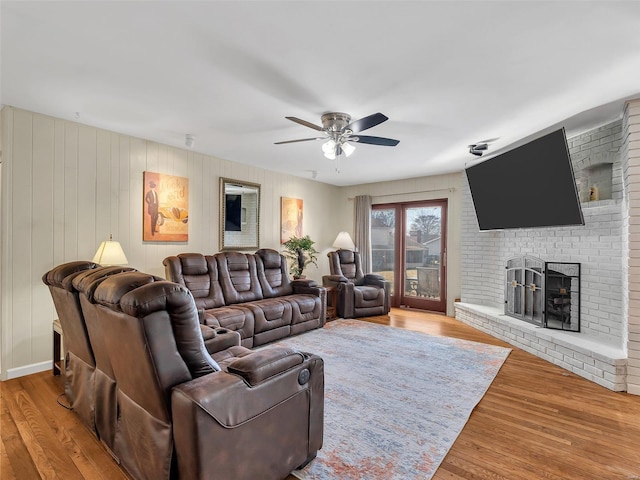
<box><xmin>2</xmin><ymin>1</ymin><xmax>640</xmax><ymax>186</ymax></box>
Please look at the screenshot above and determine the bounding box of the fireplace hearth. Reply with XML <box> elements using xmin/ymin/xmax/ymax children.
<box><xmin>505</xmin><ymin>256</ymin><xmax>580</xmax><ymax>332</ymax></box>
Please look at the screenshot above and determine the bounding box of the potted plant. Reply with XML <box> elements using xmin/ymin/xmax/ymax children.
<box><xmin>283</xmin><ymin>235</ymin><xmax>319</xmax><ymax>279</ymax></box>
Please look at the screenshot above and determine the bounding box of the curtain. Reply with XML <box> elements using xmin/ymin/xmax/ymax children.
<box><xmin>354</xmin><ymin>195</ymin><xmax>372</xmax><ymax>273</ymax></box>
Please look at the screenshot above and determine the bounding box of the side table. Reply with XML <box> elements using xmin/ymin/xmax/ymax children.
<box><xmin>325</xmin><ymin>286</ymin><xmax>338</xmax><ymax>321</ymax></box>
<box><xmin>53</xmin><ymin>319</ymin><xmax>64</xmax><ymax>376</ymax></box>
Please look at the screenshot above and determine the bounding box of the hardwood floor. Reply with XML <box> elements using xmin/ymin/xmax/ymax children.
<box><xmin>2</xmin><ymin>308</ymin><xmax>640</xmax><ymax>479</ymax></box>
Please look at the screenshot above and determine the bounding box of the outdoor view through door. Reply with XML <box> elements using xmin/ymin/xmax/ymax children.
<box><xmin>371</xmin><ymin>200</ymin><xmax>447</xmax><ymax>312</ymax></box>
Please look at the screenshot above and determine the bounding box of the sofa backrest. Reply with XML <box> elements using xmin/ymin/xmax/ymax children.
<box><xmin>255</xmin><ymin>248</ymin><xmax>293</xmax><ymax>298</ymax></box>
<box><xmin>91</xmin><ymin>271</ymin><xmax>220</xmax><ymax>480</ymax></box>
<box><xmin>42</xmin><ymin>260</ymin><xmax>100</xmax><ymax>367</ymax></box>
<box><xmin>93</xmin><ymin>271</ymin><xmax>220</xmax><ymax>412</ymax></box>
<box><xmin>216</xmin><ymin>251</ymin><xmax>263</xmax><ymax>304</ymax></box>
<box><xmin>73</xmin><ymin>266</ymin><xmax>137</xmax><ymax>377</ymax></box>
<box><xmin>163</xmin><ymin>253</ymin><xmax>226</xmax><ymax>310</ymax></box>
<box><xmin>328</xmin><ymin>249</ymin><xmax>365</xmax><ymax>286</ymax></box>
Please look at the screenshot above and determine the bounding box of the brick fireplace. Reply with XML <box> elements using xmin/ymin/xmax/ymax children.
<box><xmin>456</xmin><ymin>116</ymin><xmax>635</xmax><ymax>392</ymax></box>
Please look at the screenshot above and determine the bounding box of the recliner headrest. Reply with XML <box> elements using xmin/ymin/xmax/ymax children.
<box><xmin>223</xmin><ymin>252</ymin><xmax>250</xmax><ymax>271</ymax></box>
<box><xmin>42</xmin><ymin>261</ymin><xmax>99</xmax><ymax>290</ymax></box>
<box><xmin>256</xmin><ymin>249</ymin><xmax>282</xmax><ymax>269</ymax></box>
<box><xmin>338</xmin><ymin>249</ymin><xmax>355</xmax><ymax>264</ymax></box>
<box><xmin>178</xmin><ymin>253</ymin><xmax>208</xmax><ymax>275</ymax></box>
<box><xmin>73</xmin><ymin>266</ymin><xmax>136</xmax><ymax>301</ymax></box>
<box><xmin>93</xmin><ymin>272</ymin><xmax>163</xmax><ymax>311</ymax></box>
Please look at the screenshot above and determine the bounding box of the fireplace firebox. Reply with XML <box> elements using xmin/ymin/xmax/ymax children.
<box><xmin>505</xmin><ymin>256</ymin><xmax>580</xmax><ymax>332</ymax></box>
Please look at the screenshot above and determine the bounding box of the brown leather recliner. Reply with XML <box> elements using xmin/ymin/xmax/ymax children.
<box><xmin>89</xmin><ymin>270</ymin><xmax>324</xmax><ymax>480</ymax></box>
<box><xmin>43</xmin><ymin>261</ymin><xmax>101</xmax><ymax>433</ymax></box>
<box><xmin>323</xmin><ymin>249</ymin><xmax>391</xmax><ymax>318</ymax></box>
<box><xmin>43</xmin><ymin>262</ymin><xmax>136</xmax><ymax>457</ymax></box>
<box><xmin>71</xmin><ymin>265</ymin><xmax>138</xmax><ymax>458</ymax></box>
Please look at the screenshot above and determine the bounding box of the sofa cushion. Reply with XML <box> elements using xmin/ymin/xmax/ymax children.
<box><xmin>354</xmin><ymin>285</ymin><xmax>385</xmax><ymax>307</ymax></box>
<box><xmin>202</xmin><ymin>306</ymin><xmax>255</xmax><ymax>348</ymax></box>
<box><xmin>281</xmin><ymin>294</ymin><xmax>323</xmax><ymax>325</ymax></box>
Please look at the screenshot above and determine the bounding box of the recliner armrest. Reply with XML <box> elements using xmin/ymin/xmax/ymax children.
<box><xmin>172</xmin><ymin>352</ymin><xmax>324</xmax><ymax>427</ymax></box>
<box><xmin>291</xmin><ymin>279</ymin><xmax>317</xmax><ymax>288</ymax></box>
<box><xmin>291</xmin><ymin>279</ymin><xmax>323</xmax><ymax>297</ymax></box>
<box><xmin>203</xmin><ymin>328</ymin><xmax>242</xmax><ymax>354</ymax></box>
<box><xmin>322</xmin><ymin>274</ymin><xmax>348</xmax><ymax>288</ymax></box>
<box><xmin>227</xmin><ymin>347</ymin><xmax>304</xmax><ymax>385</ymax></box>
<box><xmin>364</xmin><ymin>274</ymin><xmax>387</xmax><ymax>289</ymax></box>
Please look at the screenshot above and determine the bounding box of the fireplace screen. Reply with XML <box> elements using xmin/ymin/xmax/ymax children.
<box><xmin>545</xmin><ymin>262</ymin><xmax>580</xmax><ymax>332</ymax></box>
<box><xmin>505</xmin><ymin>256</ymin><xmax>580</xmax><ymax>332</ymax></box>
<box><xmin>505</xmin><ymin>256</ymin><xmax>544</xmax><ymax>326</ymax></box>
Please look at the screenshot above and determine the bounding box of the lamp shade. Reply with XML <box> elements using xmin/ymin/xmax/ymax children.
<box><xmin>92</xmin><ymin>236</ymin><xmax>128</xmax><ymax>265</ymax></box>
<box><xmin>333</xmin><ymin>231</ymin><xmax>355</xmax><ymax>250</ymax></box>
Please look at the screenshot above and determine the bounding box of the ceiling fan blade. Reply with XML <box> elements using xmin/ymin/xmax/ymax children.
<box><xmin>285</xmin><ymin>116</ymin><xmax>324</xmax><ymax>131</ymax></box>
<box><xmin>347</xmin><ymin>113</ymin><xmax>389</xmax><ymax>133</ymax></box>
<box><xmin>274</xmin><ymin>137</ymin><xmax>323</xmax><ymax>145</ymax></box>
<box><xmin>352</xmin><ymin>135</ymin><xmax>399</xmax><ymax>146</ymax></box>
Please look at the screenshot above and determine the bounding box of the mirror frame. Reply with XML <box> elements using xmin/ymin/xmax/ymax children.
<box><xmin>219</xmin><ymin>177</ymin><xmax>261</xmax><ymax>251</ymax></box>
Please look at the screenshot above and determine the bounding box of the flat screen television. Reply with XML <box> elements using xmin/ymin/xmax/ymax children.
<box><xmin>465</xmin><ymin>128</ymin><xmax>584</xmax><ymax>231</ymax></box>
<box><xmin>225</xmin><ymin>194</ymin><xmax>242</xmax><ymax>232</ymax></box>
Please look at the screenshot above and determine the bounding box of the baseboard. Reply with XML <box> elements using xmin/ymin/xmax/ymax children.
<box><xmin>5</xmin><ymin>360</ymin><xmax>51</xmax><ymax>380</ymax></box>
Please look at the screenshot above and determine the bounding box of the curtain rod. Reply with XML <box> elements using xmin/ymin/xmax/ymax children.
<box><xmin>348</xmin><ymin>187</ymin><xmax>455</xmax><ymax>201</ymax></box>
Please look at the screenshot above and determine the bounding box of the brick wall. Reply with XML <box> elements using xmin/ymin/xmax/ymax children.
<box><xmin>461</xmin><ymin>120</ymin><xmax>625</xmax><ymax>347</ymax></box>
<box><xmin>624</xmin><ymin>99</ymin><xmax>640</xmax><ymax>395</ymax></box>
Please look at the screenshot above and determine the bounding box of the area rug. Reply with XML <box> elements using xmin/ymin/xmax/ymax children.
<box><xmin>272</xmin><ymin>319</ymin><xmax>511</xmax><ymax>480</ymax></box>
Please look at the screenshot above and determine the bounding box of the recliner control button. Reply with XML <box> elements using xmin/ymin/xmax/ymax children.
<box><xmin>298</xmin><ymin>368</ymin><xmax>310</xmax><ymax>385</ymax></box>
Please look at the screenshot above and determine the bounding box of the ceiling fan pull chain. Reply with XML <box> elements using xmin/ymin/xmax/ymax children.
<box><xmin>335</xmin><ymin>156</ymin><xmax>341</xmax><ymax>173</ymax></box>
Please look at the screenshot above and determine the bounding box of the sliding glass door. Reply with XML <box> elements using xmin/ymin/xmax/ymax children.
<box><xmin>371</xmin><ymin>200</ymin><xmax>447</xmax><ymax>313</ymax></box>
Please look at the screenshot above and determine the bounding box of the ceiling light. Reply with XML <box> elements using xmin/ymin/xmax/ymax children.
<box><xmin>342</xmin><ymin>142</ymin><xmax>355</xmax><ymax>157</ymax></box>
<box><xmin>322</xmin><ymin>139</ymin><xmax>335</xmax><ymax>152</ymax></box>
<box><xmin>322</xmin><ymin>139</ymin><xmax>356</xmax><ymax>161</ymax></box>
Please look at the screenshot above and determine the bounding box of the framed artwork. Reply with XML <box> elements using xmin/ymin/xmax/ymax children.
<box><xmin>281</xmin><ymin>197</ymin><xmax>303</xmax><ymax>244</ymax></box>
<box><xmin>143</xmin><ymin>171</ymin><xmax>189</xmax><ymax>242</ymax></box>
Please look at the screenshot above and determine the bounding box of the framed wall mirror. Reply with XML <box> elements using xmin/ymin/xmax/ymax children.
<box><xmin>219</xmin><ymin>177</ymin><xmax>260</xmax><ymax>250</ymax></box>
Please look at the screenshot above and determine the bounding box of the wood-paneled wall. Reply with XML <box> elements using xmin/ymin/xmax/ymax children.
<box><xmin>0</xmin><ymin>107</ymin><xmax>340</xmax><ymax>378</ymax></box>
<box><xmin>0</xmin><ymin>106</ymin><xmax>467</xmax><ymax>379</ymax></box>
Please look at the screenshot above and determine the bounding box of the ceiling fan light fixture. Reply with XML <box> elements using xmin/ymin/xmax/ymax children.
<box><xmin>342</xmin><ymin>141</ymin><xmax>355</xmax><ymax>157</ymax></box>
<box><xmin>322</xmin><ymin>139</ymin><xmax>336</xmax><ymax>154</ymax></box>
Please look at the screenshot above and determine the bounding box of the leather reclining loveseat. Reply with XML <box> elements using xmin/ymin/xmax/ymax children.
<box><xmin>164</xmin><ymin>248</ymin><xmax>326</xmax><ymax>348</ymax></box>
<box><xmin>43</xmin><ymin>262</ymin><xmax>324</xmax><ymax>480</ymax></box>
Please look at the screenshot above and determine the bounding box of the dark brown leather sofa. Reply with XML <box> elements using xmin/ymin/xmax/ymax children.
<box><xmin>323</xmin><ymin>249</ymin><xmax>391</xmax><ymax>318</ymax></box>
<box><xmin>44</xmin><ymin>263</ymin><xmax>324</xmax><ymax>480</ymax></box>
<box><xmin>164</xmin><ymin>248</ymin><xmax>326</xmax><ymax>347</ymax></box>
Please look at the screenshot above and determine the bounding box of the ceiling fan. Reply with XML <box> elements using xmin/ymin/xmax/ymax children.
<box><xmin>275</xmin><ymin>112</ymin><xmax>400</xmax><ymax>172</ymax></box>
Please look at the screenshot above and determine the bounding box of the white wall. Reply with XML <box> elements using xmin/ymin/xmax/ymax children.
<box><xmin>0</xmin><ymin>106</ymin><xmax>340</xmax><ymax>379</ymax></box>
<box><xmin>337</xmin><ymin>173</ymin><xmax>464</xmax><ymax>317</ymax></box>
